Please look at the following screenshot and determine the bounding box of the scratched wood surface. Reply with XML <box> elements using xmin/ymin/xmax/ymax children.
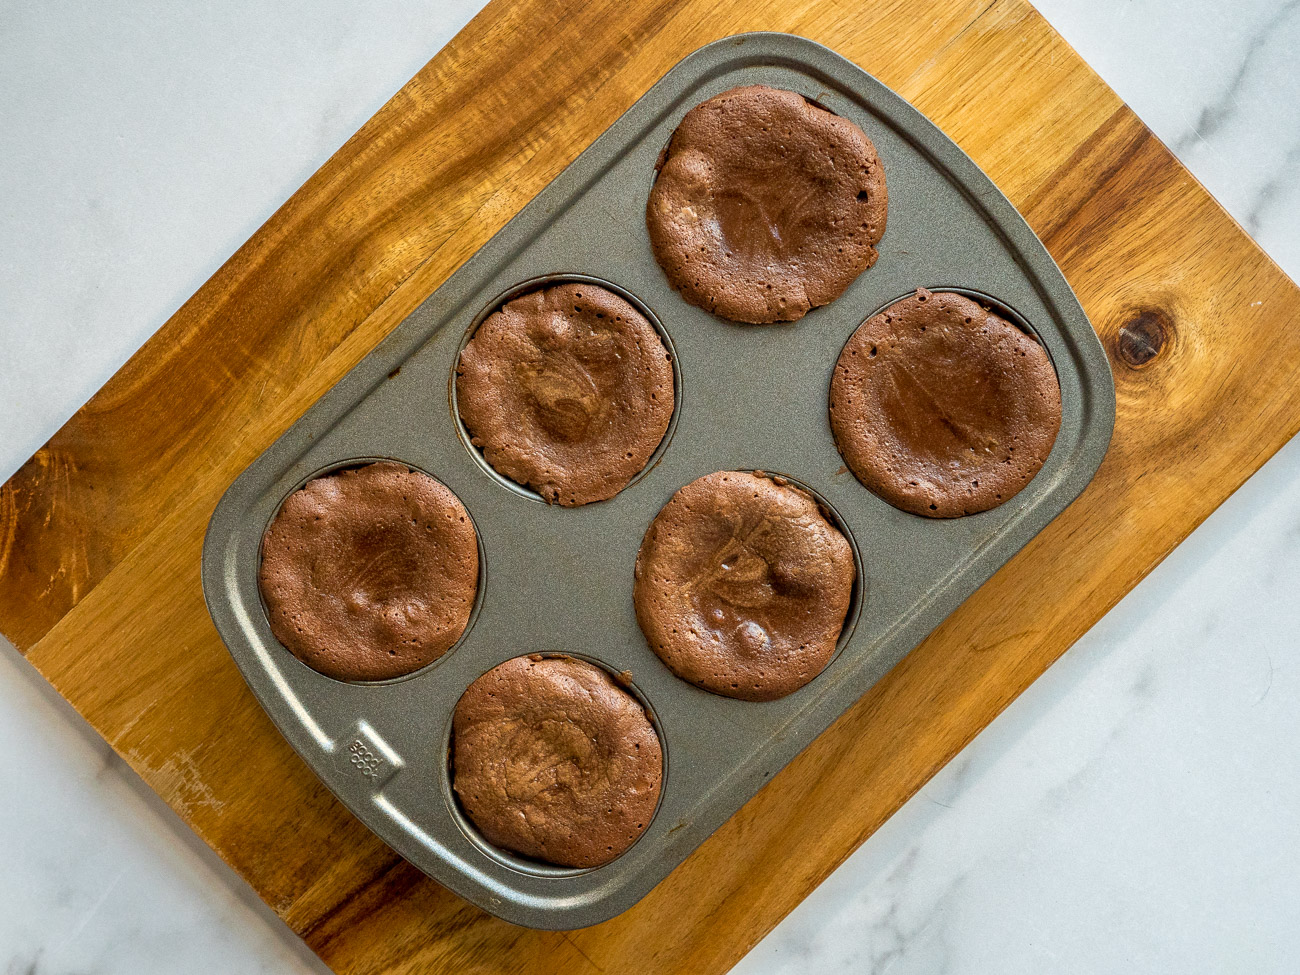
<box><xmin>3</xmin><ymin>0</ymin><xmax>1299</xmax><ymax>971</ymax></box>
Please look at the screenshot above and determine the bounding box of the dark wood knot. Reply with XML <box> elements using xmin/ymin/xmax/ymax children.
<box><xmin>1114</xmin><ymin>309</ymin><xmax>1172</xmax><ymax>368</ymax></box>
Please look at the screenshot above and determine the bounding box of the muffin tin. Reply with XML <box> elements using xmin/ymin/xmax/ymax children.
<box><xmin>201</xmin><ymin>32</ymin><xmax>1115</xmax><ymax>929</ymax></box>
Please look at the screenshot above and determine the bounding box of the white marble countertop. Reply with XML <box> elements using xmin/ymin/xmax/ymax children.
<box><xmin>2</xmin><ymin>1</ymin><xmax>1297</xmax><ymax>971</ymax></box>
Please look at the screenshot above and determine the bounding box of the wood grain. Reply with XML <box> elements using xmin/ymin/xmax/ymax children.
<box><xmin>4</xmin><ymin>0</ymin><xmax>1300</xmax><ymax>972</ymax></box>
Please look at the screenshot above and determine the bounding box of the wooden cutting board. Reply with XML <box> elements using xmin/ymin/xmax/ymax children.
<box><xmin>3</xmin><ymin>0</ymin><xmax>1298</xmax><ymax>971</ymax></box>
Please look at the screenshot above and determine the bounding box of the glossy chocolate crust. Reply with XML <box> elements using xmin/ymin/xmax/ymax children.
<box><xmin>456</xmin><ymin>282</ymin><xmax>674</xmax><ymax>506</ymax></box>
<box><xmin>646</xmin><ymin>84</ymin><xmax>887</xmax><ymax>324</ymax></box>
<box><xmin>829</xmin><ymin>289</ymin><xmax>1062</xmax><ymax>517</ymax></box>
<box><xmin>633</xmin><ymin>471</ymin><xmax>855</xmax><ymax>701</ymax></box>
<box><xmin>451</xmin><ymin>655</ymin><xmax>663</xmax><ymax>868</ymax></box>
<box><xmin>258</xmin><ymin>462</ymin><xmax>479</xmax><ymax>681</ymax></box>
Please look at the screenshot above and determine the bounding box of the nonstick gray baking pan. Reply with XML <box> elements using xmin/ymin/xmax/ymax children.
<box><xmin>202</xmin><ymin>32</ymin><xmax>1115</xmax><ymax>929</ymax></box>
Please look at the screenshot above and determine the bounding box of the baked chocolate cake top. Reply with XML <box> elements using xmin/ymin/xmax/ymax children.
<box><xmin>633</xmin><ymin>471</ymin><xmax>855</xmax><ymax>702</ymax></box>
<box><xmin>258</xmin><ymin>461</ymin><xmax>479</xmax><ymax>681</ymax></box>
<box><xmin>451</xmin><ymin>655</ymin><xmax>663</xmax><ymax>869</ymax></box>
<box><xmin>829</xmin><ymin>288</ymin><xmax>1062</xmax><ymax>517</ymax></box>
<box><xmin>646</xmin><ymin>84</ymin><xmax>887</xmax><ymax>324</ymax></box>
<box><xmin>456</xmin><ymin>282</ymin><xmax>675</xmax><ymax>506</ymax></box>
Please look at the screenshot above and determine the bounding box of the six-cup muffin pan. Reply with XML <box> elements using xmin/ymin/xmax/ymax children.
<box><xmin>201</xmin><ymin>32</ymin><xmax>1115</xmax><ymax>929</ymax></box>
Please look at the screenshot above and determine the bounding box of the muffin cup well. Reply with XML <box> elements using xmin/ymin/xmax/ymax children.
<box><xmin>256</xmin><ymin>457</ymin><xmax>487</xmax><ymax>686</ymax></box>
<box><xmin>829</xmin><ymin>288</ymin><xmax>1063</xmax><ymax>518</ymax></box>
<box><xmin>439</xmin><ymin>652</ymin><xmax>668</xmax><ymax>878</ymax></box>
<box><xmin>449</xmin><ymin>274</ymin><xmax>683</xmax><ymax>506</ymax></box>
<box><xmin>634</xmin><ymin>469</ymin><xmax>865</xmax><ymax>701</ymax></box>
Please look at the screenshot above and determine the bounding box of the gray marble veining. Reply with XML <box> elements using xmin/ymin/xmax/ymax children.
<box><xmin>1171</xmin><ymin>0</ymin><xmax>1300</xmax><ymax>156</ymax></box>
